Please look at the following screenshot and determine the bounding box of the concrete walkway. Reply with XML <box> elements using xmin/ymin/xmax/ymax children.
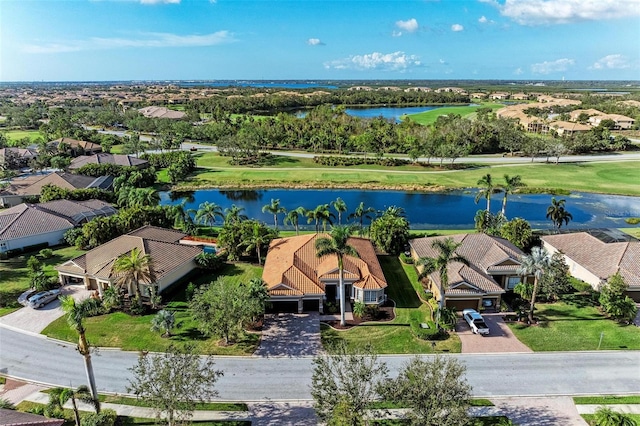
<box><xmin>492</xmin><ymin>397</ymin><xmax>588</xmax><ymax>426</ymax></box>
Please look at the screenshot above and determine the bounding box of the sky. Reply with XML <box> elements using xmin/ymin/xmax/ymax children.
<box><xmin>1</xmin><ymin>0</ymin><xmax>639</xmax><ymax>82</ymax></box>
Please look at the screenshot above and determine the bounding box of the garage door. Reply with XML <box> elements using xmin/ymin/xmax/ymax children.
<box><xmin>447</xmin><ymin>299</ymin><xmax>479</xmax><ymax>311</ymax></box>
<box><xmin>626</xmin><ymin>291</ymin><xmax>640</xmax><ymax>303</ymax></box>
<box><xmin>303</xmin><ymin>299</ymin><xmax>320</xmax><ymax>312</ymax></box>
<box><xmin>268</xmin><ymin>301</ymin><xmax>298</xmax><ymax>313</ymax></box>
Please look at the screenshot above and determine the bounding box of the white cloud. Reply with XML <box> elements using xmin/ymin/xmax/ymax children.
<box><xmin>395</xmin><ymin>18</ymin><xmax>419</xmax><ymax>33</ymax></box>
<box><xmin>307</xmin><ymin>38</ymin><xmax>324</xmax><ymax>46</ymax></box>
<box><xmin>485</xmin><ymin>0</ymin><xmax>640</xmax><ymax>25</ymax></box>
<box><xmin>514</xmin><ymin>67</ymin><xmax>524</xmax><ymax>75</ymax></box>
<box><xmin>590</xmin><ymin>54</ymin><xmax>631</xmax><ymax>70</ymax></box>
<box><xmin>23</xmin><ymin>31</ymin><xmax>234</xmax><ymax>54</ymax></box>
<box><xmin>324</xmin><ymin>51</ymin><xmax>421</xmax><ymax>71</ymax></box>
<box><xmin>478</xmin><ymin>15</ymin><xmax>488</xmax><ymax>23</ymax></box>
<box><xmin>531</xmin><ymin>58</ymin><xmax>574</xmax><ymax>74</ymax></box>
<box><xmin>451</xmin><ymin>24</ymin><xmax>464</xmax><ymax>31</ymax></box>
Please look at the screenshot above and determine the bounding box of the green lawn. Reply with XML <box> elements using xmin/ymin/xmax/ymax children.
<box><xmin>621</xmin><ymin>227</ymin><xmax>640</xmax><ymax>238</ymax></box>
<box><xmin>582</xmin><ymin>414</ymin><xmax>640</xmax><ymax>425</ymax></box>
<box><xmin>320</xmin><ymin>255</ymin><xmax>461</xmax><ymax>354</ymax></box>
<box><xmin>3</xmin><ymin>129</ymin><xmax>44</xmax><ymax>143</ymax></box>
<box><xmin>180</xmin><ymin>158</ymin><xmax>640</xmax><ymax>196</ymax></box>
<box><xmin>98</xmin><ymin>394</ymin><xmax>247</xmax><ymax>411</ymax></box>
<box><xmin>507</xmin><ymin>295</ymin><xmax>640</xmax><ymax>351</ymax></box>
<box><xmin>0</xmin><ymin>246</ymin><xmax>85</xmax><ymax>316</ymax></box>
<box><xmin>42</xmin><ymin>262</ymin><xmax>263</xmax><ymax>355</ymax></box>
<box><xmin>574</xmin><ymin>396</ymin><xmax>640</xmax><ymax>405</ymax></box>
<box><xmin>405</xmin><ymin>103</ymin><xmax>505</xmax><ymax>125</ymax></box>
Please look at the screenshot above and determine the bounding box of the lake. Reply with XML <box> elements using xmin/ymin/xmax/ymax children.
<box><xmin>160</xmin><ymin>189</ymin><xmax>640</xmax><ymax>230</ymax></box>
<box><xmin>344</xmin><ymin>106</ymin><xmax>448</xmax><ymax>122</ymax></box>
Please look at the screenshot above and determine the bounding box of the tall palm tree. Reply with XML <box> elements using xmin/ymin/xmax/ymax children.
<box><xmin>129</xmin><ymin>187</ymin><xmax>160</xmax><ymax>208</ymax></box>
<box><xmin>348</xmin><ymin>202</ymin><xmax>376</xmax><ymax>236</ymax></box>
<box><xmin>243</xmin><ymin>222</ymin><xmax>273</xmax><ymax>265</ymax></box>
<box><xmin>501</xmin><ymin>174</ymin><xmax>525</xmax><ymax>216</ymax></box>
<box><xmin>315</xmin><ymin>226</ymin><xmax>359</xmax><ymax>326</ymax></box>
<box><xmin>475</xmin><ymin>173</ymin><xmax>500</xmax><ymax>213</ymax></box>
<box><xmin>546</xmin><ymin>197</ymin><xmax>573</xmax><ymax>231</ymax></box>
<box><xmin>331</xmin><ymin>197</ymin><xmax>348</xmax><ymax>225</ymax></box>
<box><xmin>284</xmin><ymin>207</ymin><xmax>305</xmax><ymax>235</ymax></box>
<box><xmin>517</xmin><ymin>246</ymin><xmax>552</xmax><ymax>323</ymax></box>
<box><xmin>60</xmin><ymin>296</ymin><xmax>102</xmax><ymax>412</ymax></box>
<box><xmin>113</xmin><ymin>247</ymin><xmax>154</xmax><ymax>306</ymax></box>
<box><xmin>416</xmin><ymin>238</ymin><xmax>470</xmax><ymax>327</ymax></box>
<box><xmin>194</xmin><ymin>201</ymin><xmax>224</xmax><ymax>228</ymax></box>
<box><xmin>315</xmin><ymin>204</ymin><xmax>335</xmax><ymax>233</ymax></box>
<box><xmin>224</xmin><ymin>204</ymin><xmax>248</xmax><ymax>224</ymax></box>
<box><xmin>262</xmin><ymin>198</ymin><xmax>286</xmax><ymax>230</ymax></box>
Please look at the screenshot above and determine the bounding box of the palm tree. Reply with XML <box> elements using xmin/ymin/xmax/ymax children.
<box><xmin>331</xmin><ymin>197</ymin><xmax>348</xmax><ymax>224</ymax></box>
<box><xmin>224</xmin><ymin>204</ymin><xmax>248</xmax><ymax>224</ymax></box>
<box><xmin>128</xmin><ymin>187</ymin><xmax>160</xmax><ymax>208</ymax></box>
<box><xmin>517</xmin><ymin>246</ymin><xmax>552</xmax><ymax>324</ymax></box>
<box><xmin>194</xmin><ymin>201</ymin><xmax>224</xmax><ymax>228</ymax></box>
<box><xmin>348</xmin><ymin>202</ymin><xmax>376</xmax><ymax>235</ymax></box>
<box><xmin>315</xmin><ymin>204</ymin><xmax>335</xmax><ymax>232</ymax></box>
<box><xmin>60</xmin><ymin>296</ymin><xmax>102</xmax><ymax>411</ymax></box>
<box><xmin>416</xmin><ymin>238</ymin><xmax>470</xmax><ymax>327</ymax></box>
<box><xmin>113</xmin><ymin>247</ymin><xmax>154</xmax><ymax>306</ymax></box>
<box><xmin>315</xmin><ymin>226</ymin><xmax>359</xmax><ymax>326</ymax></box>
<box><xmin>475</xmin><ymin>173</ymin><xmax>500</xmax><ymax>213</ymax></box>
<box><xmin>284</xmin><ymin>207</ymin><xmax>305</xmax><ymax>235</ymax></box>
<box><xmin>47</xmin><ymin>386</ymin><xmax>99</xmax><ymax>426</ymax></box>
<box><xmin>262</xmin><ymin>198</ymin><xmax>286</xmax><ymax>230</ymax></box>
<box><xmin>243</xmin><ymin>222</ymin><xmax>272</xmax><ymax>265</ymax></box>
<box><xmin>501</xmin><ymin>174</ymin><xmax>525</xmax><ymax>216</ymax></box>
<box><xmin>150</xmin><ymin>310</ymin><xmax>176</xmax><ymax>337</ymax></box>
<box><xmin>546</xmin><ymin>197</ymin><xmax>573</xmax><ymax>231</ymax></box>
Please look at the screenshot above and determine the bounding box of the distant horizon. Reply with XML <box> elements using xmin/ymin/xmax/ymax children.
<box><xmin>2</xmin><ymin>1</ymin><xmax>638</xmax><ymax>82</ymax></box>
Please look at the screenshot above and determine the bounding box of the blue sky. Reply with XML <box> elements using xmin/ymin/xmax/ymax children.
<box><xmin>1</xmin><ymin>0</ymin><xmax>639</xmax><ymax>82</ymax></box>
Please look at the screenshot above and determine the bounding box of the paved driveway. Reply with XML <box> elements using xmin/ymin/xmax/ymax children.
<box><xmin>255</xmin><ymin>313</ymin><xmax>322</xmax><ymax>357</ymax></box>
<box><xmin>457</xmin><ymin>312</ymin><xmax>532</xmax><ymax>353</ymax></box>
<box><xmin>0</xmin><ymin>285</ymin><xmax>91</xmax><ymax>334</ymax></box>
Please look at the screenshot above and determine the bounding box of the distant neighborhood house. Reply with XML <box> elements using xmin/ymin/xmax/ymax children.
<box><xmin>262</xmin><ymin>234</ymin><xmax>388</xmax><ymax>313</ymax></box>
<box><xmin>56</xmin><ymin>225</ymin><xmax>202</xmax><ymax>296</ymax></box>
<box><xmin>0</xmin><ymin>147</ymin><xmax>38</xmax><ymax>169</ymax></box>
<box><xmin>409</xmin><ymin>233</ymin><xmax>529</xmax><ymax>311</ymax></box>
<box><xmin>0</xmin><ymin>199</ymin><xmax>117</xmax><ymax>256</ymax></box>
<box><xmin>68</xmin><ymin>153</ymin><xmax>149</xmax><ymax>170</ymax></box>
<box><xmin>50</xmin><ymin>137</ymin><xmax>102</xmax><ymax>155</ymax></box>
<box><xmin>0</xmin><ymin>171</ymin><xmax>113</xmax><ymax>207</ymax></box>
<box><xmin>541</xmin><ymin>230</ymin><xmax>640</xmax><ymax>302</ymax></box>
<box><xmin>137</xmin><ymin>106</ymin><xmax>187</xmax><ymax>120</ymax></box>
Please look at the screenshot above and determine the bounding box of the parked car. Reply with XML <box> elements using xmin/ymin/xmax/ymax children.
<box><xmin>17</xmin><ymin>289</ymin><xmax>39</xmax><ymax>306</ymax></box>
<box><xmin>462</xmin><ymin>309</ymin><xmax>490</xmax><ymax>335</ymax></box>
<box><xmin>28</xmin><ymin>289</ymin><xmax>62</xmax><ymax>309</ymax></box>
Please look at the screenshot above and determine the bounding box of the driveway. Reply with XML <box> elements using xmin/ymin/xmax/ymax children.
<box><xmin>255</xmin><ymin>313</ymin><xmax>322</xmax><ymax>357</ymax></box>
<box><xmin>457</xmin><ymin>312</ymin><xmax>532</xmax><ymax>353</ymax></box>
<box><xmin>0</xmin><ymin>284</ymin><xmax>91</xmax><ymax>334</ymax></box>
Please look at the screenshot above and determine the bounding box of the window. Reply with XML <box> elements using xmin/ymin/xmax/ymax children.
<box><xmin>507</xmin><ymin>276</ymin><xmax>520</xmax><ymax>290</ymax></box>
<box><xmin>364</xmin><ymin>290</ymin><xmax>379</xmax><ymax>303</ymax></box>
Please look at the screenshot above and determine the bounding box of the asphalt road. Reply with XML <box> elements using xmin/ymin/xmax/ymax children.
<box><xmin>1</xmin><ymin>326</ymin><xmax>639</xmax><ymax>401</ymax></box>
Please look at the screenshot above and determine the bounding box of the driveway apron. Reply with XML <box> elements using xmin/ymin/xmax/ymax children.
<box><xmin>255</xmin><ymin>313</ymin><xmax>322</xmax><ymax>357</ymax></box>
<box><xmin>458</xmin><ymin>312</ymin><xmax>532</xmax><ymax>353</ymax></box>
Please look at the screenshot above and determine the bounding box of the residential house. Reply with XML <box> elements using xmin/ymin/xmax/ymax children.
<box><xmin>511</xmin><ymin>93</ymin><xmax>530</xmax><ymax>101</ymax></box>
<box><xmin>50</xmin><ymin>137</ymin><xmax>102</xmax><ymax>155</ymax></box>
<box><xmin>0</xmin><ymin>147</ymin><xmax>38</xmax><ymax>169</ymax></box>
<box><xmin>588</xmin><ymin>113</ymin><xmax>635</xmax><ymax>130</ymax></box>
<box><xmin>568</xmin><ymin>109</ymin><xmax>603</xmax><ymax>122</ymax></box>
<box><xmin>0</xmin><ymin>199</ymin><xmax>117</xmax><ymax>256</ymax></box>
<box><xmin>68</xmin><ymin>153</ymin><xmax>149</xmax><ymax>170</ymax></box>
<box><xmin>262</xmin><ymin>234</ymin><xmax>388</xmax><ymax>313</ymax></box>
<box><xmin>541</xmin><ymin>230</ymin><xmax>640</xmax><ymax>301</ymax></box>
<box><xmin>549</xmin><ymin>121</ymin><xmax>592</xmax><ymax>136</ymax></box>
<box><xmin>490</xmin><ymin>92</ymin><xmax>510</xmax><ymax>100</ymax></box>
<box><xmin>56</xmin><ymin>225</ymin><xmax>202</xmax><ymax>296</ymax></box>
<box><xmin>0</xmin><ymin>408</ymin><xmax>65</xmax><ymax>426</ymax></box>
<box><xmin>409</xmin><ymin>233</ymin><xmax>529</xmax><ymax>311</ymax></box>
<box><xmin>0</xmin><ymin>171</ymin><xmax>113</xmax><ymax>207</ymax></box>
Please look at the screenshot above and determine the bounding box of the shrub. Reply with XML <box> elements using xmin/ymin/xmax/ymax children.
<box><xmin>185</xmin><ymin>282</ymin><xmax>197</xmax><ymax>301</ymax></box>
<box><xmin>325</xmin><ymin>302</ymin><xmax>338</xmax><ymax>314</ymax></box>
<box><xmin>101</xmin><ymin>286</ymin><xmax>122</xmax><ymax>313</ymax></box>
<box><xmin>399</xmin><ymin>252</ymin><xmax>414</xmax><ymax>264</ymax></box>
<box><xmin>195</xmin><ymin>252</ymin><xmax>224</xmax><ymax>271</ymax></box>
<box><xmin>600</xmin><ymin>273</ymin><xmax>639</xmax><ymax>323</ymax></box>
<box><xmin>593</xmin><ymin>406</ymin><xmax>637</xmax><ymax>426</ymax></box>
<box><xmin>80</xmin><ymin>408</ymin><xmax>118</xmax><ymax>426</ymax></box>
<box><xmin>38</xmin><ymin>248</ymin><xmax>54</xmax><ymax>259</ymax></box>
<box><xmin>129</xmin><ymin>296</ymin><xmax>147</xmax><ymax>315</ymax></box>
<box><xmin>625</xmin><ymin>217</ymin><xmax>640</xmax><ymax>225</ymax></box>
<box><xmin>352</xmin><ymin>301</ymin><xmax>365</xmax><ymax>318</ymax></box>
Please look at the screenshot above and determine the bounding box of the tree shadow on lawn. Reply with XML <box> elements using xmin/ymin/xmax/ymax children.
<box><xmin>558</xmin><ymin>292</ymin><xmax>599</xmax><ymax>308</ymax></box>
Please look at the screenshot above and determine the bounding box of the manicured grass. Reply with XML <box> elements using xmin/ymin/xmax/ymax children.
<box><xmin>0</xmin><ymin>246</ymin><xmax>85</xmax><ymax>315</ymax></box>
<box><xmin>582</xmin><ymin>414</ymin><xmax>640</xmax><ymax>425</ymax></box>
<box><xmin>42</xmin><ymin>262</ymin><xmax>263</xmax><ymax>355</ymax></box>
<box><xmin>181</xmin><ymin>159</ymin><xmax>640</xmax><ymax>196</ymax></box>
<box><xmin>3</xmin><ymin>129</ymin><xmax>43</xmax><ymax>142</ymax></box>
<box><xmin>98</xmin><ymin>394</ymin><xmax>248</xmax><ymax>411</ymax></box>
<box><xmin>320</xmin><ymin>256</ymin><xmax>461</xmax><ymax>354</ymax></box>
<box><xmin>574</xmin><ymin>395</ymin><xmax>640</xmax><ymax>405</ymax></box>
<box><xmin>405</xmin><ymin>103</ymin><xmax>505</xmax><ymax>125</ymax></box>
<box><xmin>621</xmin><ymin>227</ymin><xmax>640</xmax><ymax>238</ymax></box>
<box><xmin>507</xmin><ymin>295</ymin><xmax>640</xmax><ymax>351</ymax></box>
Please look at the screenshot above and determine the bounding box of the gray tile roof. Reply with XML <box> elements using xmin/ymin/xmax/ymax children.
<box><xmin>1</xmin><ymin>172</ymin><xmax>114</xmax><ymax>197</ymax></box>
<box><xmin>69</xmin><ymin>153</ymin><xmax>148</xmax><ymax>169</ymax></box>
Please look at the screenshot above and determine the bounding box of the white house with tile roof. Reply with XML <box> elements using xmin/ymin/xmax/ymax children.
<box><xmin>0</xmin><ymin>200</ymin><xmax>116</xmax><ymax>257</ymax></box>
<box><xmin>262</xmin><ymin>234</ymin><xmax>387</xmax><ymax>313</ymax></box>
<box><xmin>55</xmin><ymin>225</ymin><xmax>201</xmax><ymax>296</ymax></box>
<box><xmin>409</xmin><ymin>233</ymin><xmax>529</xmax><ymax>312</ymax></box>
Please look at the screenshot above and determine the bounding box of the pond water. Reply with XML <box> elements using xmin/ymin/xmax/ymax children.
<box><xmin>160</xmin><ymin>189</ymin><xmax>640</xmax><ymax>230</ymax></box>
<box><xmin>293</xmin><ymin>105</ymin><xmax>455</xmax><ymax>122</ymax></box>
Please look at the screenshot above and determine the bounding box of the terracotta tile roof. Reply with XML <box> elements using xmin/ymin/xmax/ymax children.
<box><xmin>137</xmin><ymin>106</ymin><xmax>187</xmax><ymax>119</ymax></box>
<box><xmin>69</xmin><ymin>153</ymin><xmax>148</xmax><ymax>170</ymax></box>
<box><xmin>51</xmin><ymin>137</ymin><xmax>102</xmax><ymax>152</ymax></box>
<box><xmin>0</xmin><ymin>408</ymin><xmax>65</xmax><ymax>426</ymax></box>
<box><xmin>409</xmin><ymin>233</ymin><xmax>524</xmax><ymax>296</ymax></box>
<box><xmin>542</xmin><ymin>232</ymin><xmax>640</xmax><ymax>287</ymax></box>
<box><xmin>0</xmin><ymin>199</ymin><xmax>116</xmax><ymax>240</ymax></box>
<box><xmin>1</xmin><ymin>172</ymin><xmax>112</xmax><ymax>197</ymax></box>
<box><xmin>262</xmin><ymin>234</ymin><xmax>387</xmax><ymax>298</ymax></box>
<box><xmin>56</xmin><ymin>226</ymin><xmax>200</xmax><ymax>283</ymax></box>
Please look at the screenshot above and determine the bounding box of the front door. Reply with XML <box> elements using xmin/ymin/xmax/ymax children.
<box><xmin>325</xmin><ymin>284</ymin><xmax>336</xmax><ymax>302</ymax></box>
